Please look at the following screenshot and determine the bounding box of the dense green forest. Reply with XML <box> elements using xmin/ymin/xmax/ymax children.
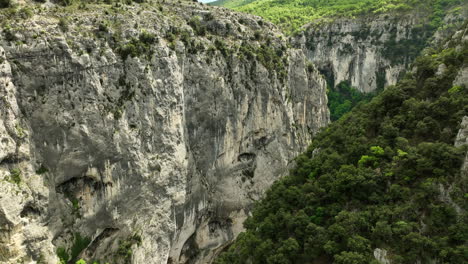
<box><xmin>327</xmin><ymin>81</ymin><xmax>377</xmax><ymax>121</ymax></box>
<box><xmin>211</xmin><ymin>0</ymin><xmax>464</xmax><ymax>33</ymax></box>
<box><xmin>216</xmin><ymin>25</ymin><xmax>468</xmax><ymax>264</ymax></box>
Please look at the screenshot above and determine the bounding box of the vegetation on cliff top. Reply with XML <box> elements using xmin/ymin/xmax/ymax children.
<box><xmin>216</xmin><ymin>26</ymin><xmax>468</xmax><ymax>264</ymax></box>
<box><xmin>211</xmin><ymin>0</ymin><xmax>464</xmax><ymax>33</ymax></box>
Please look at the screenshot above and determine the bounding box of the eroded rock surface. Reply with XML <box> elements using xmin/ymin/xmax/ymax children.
<box><xmin>0</xmin><ymin>2</ymin><xmax>328</xmax><ymax>263</ymax></box>
<box><xmin>298</xmin><ymin>6</ymin><xmax>467</xmax><ymax>92</ymax></box>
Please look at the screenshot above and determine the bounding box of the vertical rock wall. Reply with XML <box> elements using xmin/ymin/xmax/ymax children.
<box><xmin>299</xmin><ymin>6</ymin><xmax>467</xmax><ymax>92</ymax></box>
<box><xmin>0</xmin><ymin>2</ymin><xmax>328</xmax><ymax>263</ymax></box>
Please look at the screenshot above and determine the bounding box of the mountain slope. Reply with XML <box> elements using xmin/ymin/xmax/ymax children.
<box><xmin>212</xmin><ymin>0</ymin><xmax>464</xmax><ymax>33</ymax></box>
<box><xmin>216</xmin><ymin>22</ymin><xmax>468</xmax><ymax>264</ymax></box>
<box><xmin>210</xmin><ymin>0</ymin><xmax>256</xmax><ymax>8</ymax></box>
<box><xmin>298</xmin><ymin>7</ymin><xmax>468</xmax><ymax>97</ymax></box>
<box><xmin>214</xmin><ymin>0</ymin><xmax>467</xmax><ymax>122</ymax></box>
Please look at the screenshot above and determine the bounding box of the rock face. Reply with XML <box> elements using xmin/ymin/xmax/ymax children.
<box><xmin>0</xmin><ymin>2</ymin><xmax>328</xmax><ymax>263</ymax></box>
<box><xmin>297</xmin><ymin>6</ymin><xmax>468</xmax><ymax>92</ymax></box>
<box><xmin>456</xmin><ymin>117</ymin><xmax>468</xmax><ymax>148</ymax></box>
<box><xmin>373</xmin><ymin>248</ymin><xmax>390</xmax><ymax>264</ymax></box>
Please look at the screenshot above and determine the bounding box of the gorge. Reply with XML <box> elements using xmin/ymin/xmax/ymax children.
<box><xmin>0</xmin><ymin>0</ymin><xmax>467</xmax><ymax>264</ymax></box>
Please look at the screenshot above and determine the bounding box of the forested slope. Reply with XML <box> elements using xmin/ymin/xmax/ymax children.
<box><xmin>211</xmin><ymin>0</ymin><xmax>464</xmax><ymax>33</ymax></box>
<box><xmin>216</xmin><ymin>23</ymin><xmax>468</xmax><ymax>264</ymax></box>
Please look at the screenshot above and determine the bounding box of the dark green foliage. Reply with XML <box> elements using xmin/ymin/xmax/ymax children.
<box><xmin>253</xmin><ymin>30</ymin><xmax>262</xmax><ymax>40</ymax></box>
<box><xmin>216</xmin><ymin>31</ymin><xmax>468</xmax><ymax>264</ymax></box>
<box><xmin>382</xmin><ymin>24</ymin><xmax>435</xmax><ymax>64</ymax></box>
<box><xmin>0</xmin><ymin>0</ymin><xmax>10</xmax><ymax>8</ymax></box>
<box><xmin>205</xmin><ymin>39</ymin><xmax>289</xmax><ymax>82</ymax></box>
<box><xmin>429</xmin><ymin>0</ymin><xmax>463</xmax><ymax>28</ymax></box>
<box><xmin>188</xmin><ymin>16</ymin><xmax>207</xmax><ymax>36</ymax></box>
<box><xmin>110</xmin><ymin>74</ymin><xmax>135</xmax><ymax>119</ymax></box>
<box><xmin>57</xmin><ymin>247</ymin><xmax>70</xmax><ymax>264</ymax></box>
<box><xmin>186</xmin><ymin>39</ymin><xmax>206</xmax><ymax>54</ymax></box>
<box><xmin>179</xmin><ymin>30</ymin><xmax>191</xmax><ymax>46</ymax></box>
<box><xmin>8</xmin><ymin>169</ymin><xmax>21</xmax><ymax>185</ymax></box>
<box><xmin>113</xmin><ymin>109</ymin><xmax>122</xmax><ymax>120</ymax></box>
<box><xmin>244</xmin><ymin>43</ymin><xmax>288</xmax><ymax>81</ymax></box>
<box><xmin>376</xmin><ymin>69</ymin><xmax>386</xmax><ymax>91</ymax></box>
<box><xmin>57</xmin><ymin>233</ymin><xmax>91</xmax><ymax>264</ymax></box>
<box><xmin>56</xmin><ymin>0</ymin><xmax>75</xmax><ymax>6</ymax></box>
<box><xmin>118</xmin><ymin>31</ymin><xmax>157</xmax><ymax>60</ymax></box>
<box><xmin>58</xmin><ymin>18</ymin><xmax>69</xmax><ymax>32</ymax></box>
<box><xmin>98</xmin><ymin>23</ymin><xmax>108</xmax><ymax>33</ymax></box>
<box><xmin>18</xmin><ymin>7</ymin><xmax>33</xmax><ymax>19</ymax></box>
<box><xmin>164</xmin><ymin>26</ymin><xmax>183</xmax><ymax>50</ymax></box>
<box><xmin>138</xmin><ymin>31</ymin><xmax>157</xmax><ymax>45</ymax></box>
<box><xmin>70</xmin><ymin>233</ymin><xmax>91</xmax><ymax>262</ymax></box>
<box><xmin>117</xmin><ymin>234</ymin><xmax>142</xmax><ymax>264</ymax></box>
<box><xmin>165</xmin><ymin>32</ymin><xmax>176</xmax><ymax>43</ymax></box>
<box><xmin>3</xmin><ymin>25</ymin><xmax>17</xmax><ymax>42</ymax></box>
<box><xmin>36</xmin><ymin>165</ymin><xmax>49</xmax><ymax>174</ymax></box>
<box><xmin>327</xmin><ymin>81</ymin><xmax>376</xmax><ymax>121</ymax></box>
<box><xmin>64</xmin><ymin>191</ymin><xmax>81</xmax><ymax>217</ymax></box>
<box><xmin>204</xmin><ymin>12</ymin><xmax>215</xmax><ymax>21</ymax></box>
<box><xmin>214</xmin><ymin>39</ymin><xmax>230</xmax><ymax>57</ymax></box>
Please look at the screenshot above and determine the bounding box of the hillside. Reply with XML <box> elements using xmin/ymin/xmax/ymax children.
<box><xmin>211</xmin><ymin>0</ymin><xmax>464</xmax><ymax>33</ymax></box>
<box><xmin>210</xmin><ymin>0</ymin><xmax>256</xmax><ymax>8</ymax></box>
<box><xmin>216</xmin><ymin>22</ymin><xmax>468</xmax><ymax>264</ymax></box>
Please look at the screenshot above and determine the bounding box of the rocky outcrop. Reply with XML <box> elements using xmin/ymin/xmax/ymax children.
<box><xmin>297</xmin><ymin>5</ymin><xmax>468</xmax><ymax>92</ymax></box>
<box><xmin>373</xmin><ymin>248</ymin><xmax>390</xmax><ymax>264</ymax></box>
<box><xmin>0</xmin><ymin>1</ymin><xmax>328</xmax><ymax>263</ymax></box>
<box><xmin>456</xmin><ymin>117</ymin><xmax>468</xmax><ymax>148</ymax></box>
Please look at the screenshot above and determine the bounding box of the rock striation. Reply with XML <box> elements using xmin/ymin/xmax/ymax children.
<box><xmin>0</xmin><ymin>1</ymin><xmax>328</xmax><ymax>263</ymax></box>
<box><xmin>297</xmin><ymin>5</ymin><xmax>467</xmax><ymax>92</ymax></box>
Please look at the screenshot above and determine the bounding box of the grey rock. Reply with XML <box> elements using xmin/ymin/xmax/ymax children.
<box><xmin>298</xmin><ymin>6</ymin><xmax>468</xmax><ymax>92</ymax></box>
<box><xmin>373</xmin><ymin>248</ymin><xmax>391</xmax><ymax>264</ymax></box>
<box><xmin>0</xmin><ymin>2</ymin><xmax>328</xmax><ymax>263</ymax></box>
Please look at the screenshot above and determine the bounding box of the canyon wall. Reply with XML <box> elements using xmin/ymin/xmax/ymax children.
<box><xmin>0</xmin><ymin>2</ymin><xmax>328</xmax><ymax>263</ymax></box>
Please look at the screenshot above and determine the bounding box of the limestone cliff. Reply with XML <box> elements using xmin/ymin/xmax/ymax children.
<box><xmin>0</xmin><ymin>1</ymin><xmax>328</xmax><ymax>263</ymax></box>
<box><xmin>297</xmin><ymin>5</ymin><xmax>468</xmax><ymax>92</ymax></box>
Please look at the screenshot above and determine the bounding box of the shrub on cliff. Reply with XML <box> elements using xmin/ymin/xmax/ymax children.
<box><xmin>56</xmin><ymin>0</ymin><xmax>74</xmax><ymax>6</ymax></box>
<box><xmin>0</xmin><ymin>0</ymin><xmax>11</xmax><ymax>8</ymax></box>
